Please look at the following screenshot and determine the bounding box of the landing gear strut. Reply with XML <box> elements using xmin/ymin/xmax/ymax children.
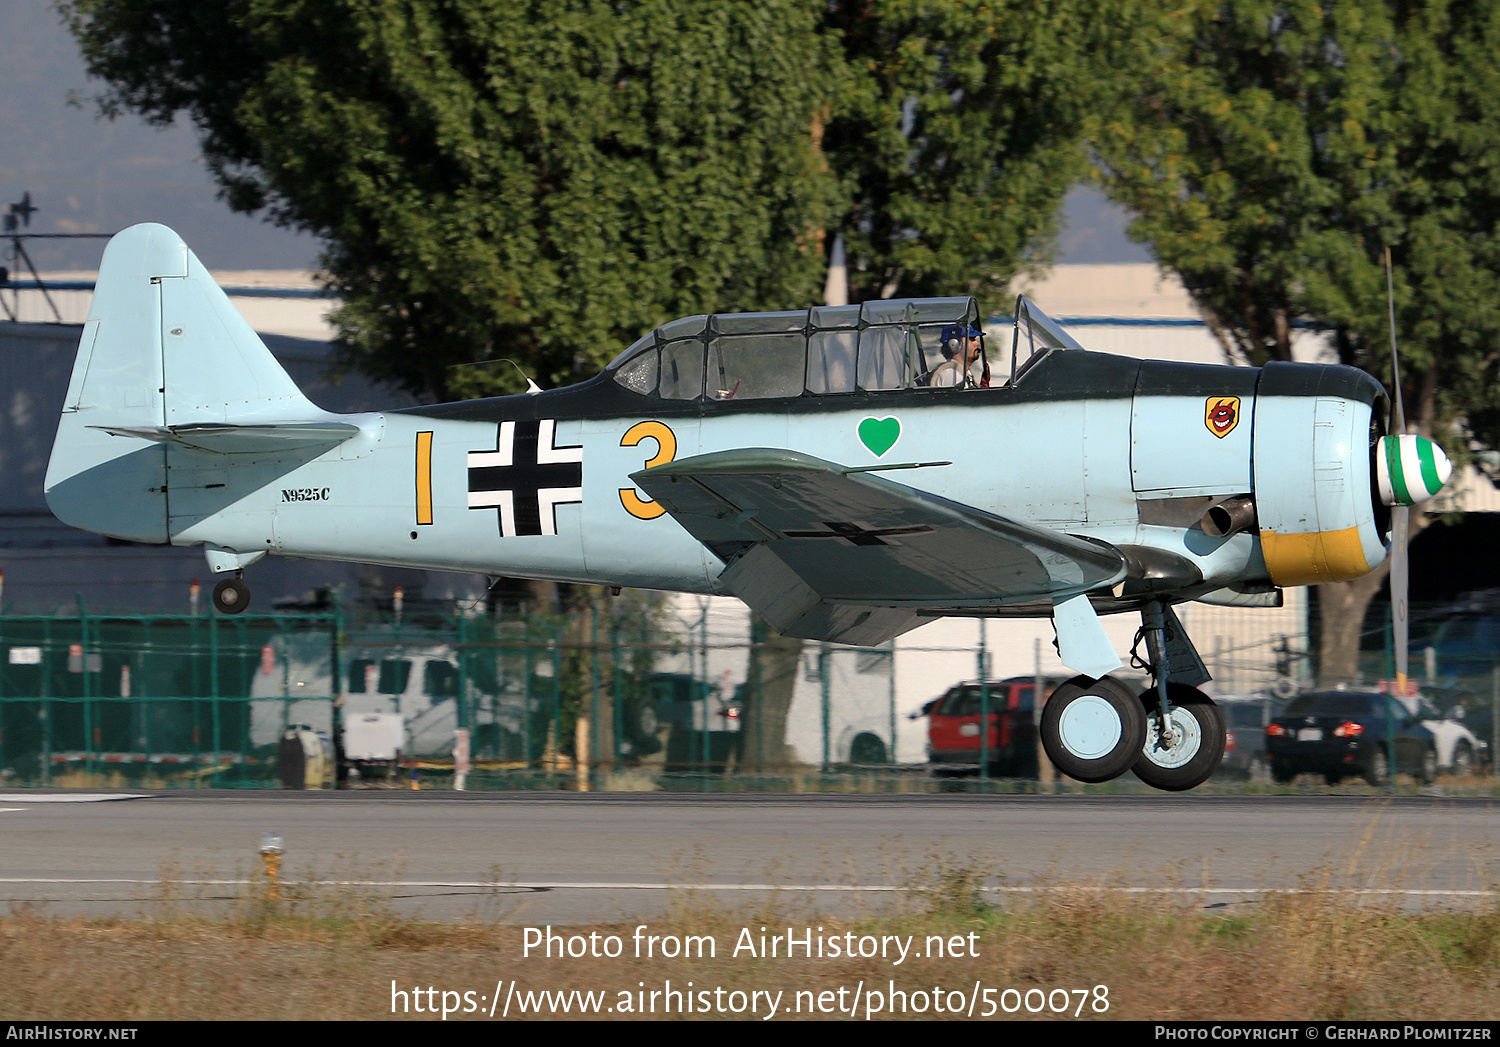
<box><xmin>212</xmin><ymin>573</ymin><xmax>251</xmax><ymax>614</ymax></box>
<box><xmin>1130</xmin><ymin>601</ymin><xmax>1224</xmax><ymax>791</ymax></box>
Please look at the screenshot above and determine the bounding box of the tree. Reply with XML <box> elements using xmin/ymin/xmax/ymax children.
<box><xmin>1093</xmin><ymin>0</ymin><xmax>1500</xmax><ymax>681</ymax></box>
<box><xmin>63</xmin><ymin>0</ymin><xmax>1136</xmax><ymax>399</ymax></box>
<box><xmin>823</xmin><ymin>0</ymin><xmax>1134</xmax><ymax>304</ymax></box>
<box><xmin>63</xmin><ymin>0</ymin><xmax>843</xmax><ymax>398</ymax></box>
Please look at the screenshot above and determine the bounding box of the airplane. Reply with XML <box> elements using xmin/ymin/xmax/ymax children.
<box><xmin>43</xmin><ymin>223</ymin><xmax>1453</xmax><ymax>791</ymax></box>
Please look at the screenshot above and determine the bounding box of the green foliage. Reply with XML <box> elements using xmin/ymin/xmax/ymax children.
<box><xmin>825</xmin><ymin>0</ymin><xmax>1133</xmax><ymax>305</ymax></box>
<box><xmin>1094</xmin><ymin>0</ymin><xmax>1500</xmax><ymax>448</ymax></box>
<box><xmin>62</xmin><ymin>0</ymin><xmax>1128</xmax><ymax>399</ymax></box>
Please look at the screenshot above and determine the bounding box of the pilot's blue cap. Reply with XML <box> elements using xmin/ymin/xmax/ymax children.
<box><xmin>941</xmin><ymin>323</ymin><xmax>982</xmax><ymax>343</ymax></box>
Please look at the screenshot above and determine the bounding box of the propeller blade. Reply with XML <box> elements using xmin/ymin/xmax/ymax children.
<box><xmin>1385</xmin><ymin>246</ymin><xmax>1407</xmax><ymax>695</ymax></box>
<box><xmin>1391</xmin><ymin>504</ymin><xmax>1409</xmax><ymax>692</ymax></box>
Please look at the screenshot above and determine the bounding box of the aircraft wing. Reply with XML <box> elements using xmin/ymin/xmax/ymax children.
<box><xmin>631</xmin><ymin>448</ymin><xmax>1128</xmax><ymax>647</ymax></box>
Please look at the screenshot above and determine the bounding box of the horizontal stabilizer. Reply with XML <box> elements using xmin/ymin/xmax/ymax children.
<box><xmin>88</xmin><ymin>421</ymin><xmax>361</xmax><ymax>455</ymax></box>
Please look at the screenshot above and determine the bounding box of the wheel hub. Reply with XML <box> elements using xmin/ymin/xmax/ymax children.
<box><xmin>1056</xmin><ymin>694</ymin><xmax>1123</xmax><ymax>760</ymax></box>
<box><xmin>1142</xmin><ymin>708</ymin><xmax>1202</xmax><ymax>769</ymax></box>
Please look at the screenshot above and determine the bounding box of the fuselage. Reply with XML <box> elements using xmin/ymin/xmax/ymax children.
<box><xmin>161</xmin><ymin>347</ymin><xmax>1389</xmax><ymax>607</ymax></box>
<box><xmin>40</xmin><ymin>230</ymin><xmax>1391</xmax><ymax>614</ymax></box>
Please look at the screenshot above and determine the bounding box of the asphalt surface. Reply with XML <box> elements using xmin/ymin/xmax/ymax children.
<box><xmin>1</xmin><ymin>790</ymin><xmax>1496</xmax><ymax>922</ymax></box>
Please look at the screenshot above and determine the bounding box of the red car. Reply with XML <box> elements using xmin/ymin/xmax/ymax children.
<box><xmin>918</xmin><ymin>678</ymin><xmax>1043</xmax><ymax>777</ymax></box>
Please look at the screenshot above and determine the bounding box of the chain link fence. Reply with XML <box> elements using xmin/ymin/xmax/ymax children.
<box><xmin>0</xmin><ymin>595</ymin><xmax>1493</xmax><ymax>790</ymax></box>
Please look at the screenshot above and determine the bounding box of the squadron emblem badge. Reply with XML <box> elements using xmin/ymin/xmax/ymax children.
<box><xmin>1205</xmin><ymin>397</ymin><xmax>1241</xmax><ymax>439</ymax></box>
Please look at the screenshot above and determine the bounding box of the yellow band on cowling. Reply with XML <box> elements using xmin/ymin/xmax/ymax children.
<box><xmin>1259</xmin><ymin>527</ymin><xmax>1370</xmax><ymax>586</ymax></box>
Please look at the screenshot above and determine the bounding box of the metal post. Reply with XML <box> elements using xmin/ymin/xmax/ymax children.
<box><xmin>749</xmin><ymin>617</ymin><xmax>764</xmax><ymax>775</ymax></box>
<box><xmin>522</xmin><ymin>622</ymin><xmax>534</xmax><ymax>772</ymax></box>
<box><xmin>699</xmin><ymin>603</ymin><xmax>709</xmax><ymax>785</ymax></box>
<box><xmin>1034</xmin><ymin>637</ymin><xmax>1047</xmax><ymax>792</ymax></box>
<box><xmin>612</xmin><ymin>616</ymin><xmax>623</xmax><ymax>766</ymax></box>
<box><xmin>1385</xmin><ymin>693</ymin><xmax>1398</xmax><ymax>795</ymax></box>
<box><xmin>978</xmin><ymin>619</ymin><xmax>990</xmax><ymax>783</ymax></box>
<box><xmin>589</xmin><ymin>596</ymin><xmax>600</xmax><ymax>782</ymax></box>
<box><xmin>550</xmin><ymin>633</ymin><xmax>561</xmax><ymax>783</ymax></box>
<box><xmin>888</xmin><ymin>639</ymin><xmax>897</xmax><ymax>766</ymax></box>
<box><xmin>209</xmin><ymin>611</ymin><xmax>221</xmax><ymax>788</ymax></box>
<box><xmin>457</xmin><ymin>614</ymin><xmax>469</xmax><ymax>736</ymax></box>
<box><xmin>235</xmin><ymin>618</ymin><xmax>249</xmax><ymax>785</ymax></box>
<box><xmin>41</xmin><ymin>618</ymin><xmax>51</xmax><ymax>786</ymax></box>
<box><xmin>332</xmin><ymin>593</ymin><xmax>347</xmax><ymax>788</ymax></box>
<box><xmin>78</xmin><ymin>598</ymin><xmax>92</xmax><ymax>778</ymax></box>
<box><xmin>1492</xmin><ymin>666</ymin><xmax>1499</xmax><ymax>780</ymax></box>
<box><xmin>820</xmin><ymin>643</ymin><xmax>831</xmax><ymax>769</ymax></box>
<box><xmin>140</xmin><ymin>619</ymin><xmax>151</xmax><ymax>773</ymax></box>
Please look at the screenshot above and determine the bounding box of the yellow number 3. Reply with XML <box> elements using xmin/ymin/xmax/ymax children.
<box><xmin>619</xmin><ymin>421</ymin><xmax>677</xmax><ymax>519</ymax></box>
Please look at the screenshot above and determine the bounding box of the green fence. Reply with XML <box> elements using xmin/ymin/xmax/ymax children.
<box><xmin>0</xmin><ymin>604</ymin><xmax>903</xmax><ymax>789</ymax></box>
<box><xmin>0</xmin><ymin>610</ymin><xmax>337</xmax><ymax>786</ymax></box>
<box><xmin>3</xmin><ymin>597</ymin><xmax>1491</xmax><ymax>792</ymax></box>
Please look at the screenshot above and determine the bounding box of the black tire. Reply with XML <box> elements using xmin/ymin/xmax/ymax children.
<box><xmin>1271</xmin><ymin>759</ymin><xmax>1298</xmax><ymax>784</ymax></box>
<box><xmin>1419</xmin><ymin>746</ymin><xmax>1437</xmax><ymax>785</ymax></box>
<box><xmin>849</xmin><ymin>732</ymin><xmax>887</xmax><ymax>765</ymax></box>
<box><xmin>212</xmin><ymin>578</ymin><xmax>250</xmax><ymax>614</ymax></box>
<box><xmin>1363</xmin><ymin>746</ymin><xmax>1390</xmax><ymax>787</ymax></box>
<box><xmin>1039</xmin><ymin>675</ymin><xmax>1146</xmax><ymax>783</ymax></box>
<box><xmin>622</xmin><ymin>697</ymin><xmax>662</xmax><ymax>755</ymax></box>
<box><xmin>1130</xmin><ymin>684</ymin><xmax>1226</xmax><ymax>792</ymax></box>
<box><xmin>1323</xmin><ymin>772</ymin><xmax>1343</xmax><ymax>787</ymax></box>
<box><xmin>1452</xmin><ymin>742</ymin><xmax>1474</xmax><ymax>778</ymax></box>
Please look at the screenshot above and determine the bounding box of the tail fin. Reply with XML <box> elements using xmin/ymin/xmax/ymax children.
<box><xmin>45</xmin><ymin>223</ymin><xmax>331</xmax><ymax>542</ymax></box>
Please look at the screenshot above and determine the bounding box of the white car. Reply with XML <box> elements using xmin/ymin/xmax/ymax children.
<box><xmin>1397</xmin><ymin>692</ymin><xmax>1487</xmax><ymax>775</ymax></box>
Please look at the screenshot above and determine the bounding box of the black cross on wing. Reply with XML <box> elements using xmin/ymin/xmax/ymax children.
<box><xmin>780</xmin><ymin>520</ymin><xmax>934</xmax><ymax>546</ymax></box>
<box><xmin>467</xmin><ymin>419</ymin><xmax>582</xmax><ymax>537</ymax></box>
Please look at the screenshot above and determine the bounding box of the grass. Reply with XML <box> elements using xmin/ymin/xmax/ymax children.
<box><xmin>2</xmin><ymin>848</ymin><xmax>1497</xmax><ymax>1021</ymax></box>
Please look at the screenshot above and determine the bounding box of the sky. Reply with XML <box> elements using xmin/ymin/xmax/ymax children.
<box><xmin>0</xmin><ymin>2</ymin><xmax>1150</xmax><ymax>274</ymax></box>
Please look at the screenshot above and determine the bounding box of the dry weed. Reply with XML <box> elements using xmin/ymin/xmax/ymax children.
<box><xmin>2</xmin><ymin>830</ymin><xmax>1497</xmax><ymax>1021</ymax></box>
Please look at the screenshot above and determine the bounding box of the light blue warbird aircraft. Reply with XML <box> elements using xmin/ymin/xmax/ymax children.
<box><xmin>45</xmin><ymin>224</ymin><xmax>1452</xmax><ymax>790</ymax></box>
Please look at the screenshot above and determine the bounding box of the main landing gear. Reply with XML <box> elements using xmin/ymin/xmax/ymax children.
<box><xmin>1038</xmin><ymin>600</ymin><xmax>1226</xmax><ymax>792</ymax></box>
<box><xmin>212</xmin><ymin>573</ymin><xmax>251</xmax><ymax>614</ymax></box>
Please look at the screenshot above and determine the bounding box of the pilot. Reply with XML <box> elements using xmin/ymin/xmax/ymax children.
<box><xmin>930</xmin><ymin>323</ymin><xmax>983</xmax><ymax>388</ymax></box>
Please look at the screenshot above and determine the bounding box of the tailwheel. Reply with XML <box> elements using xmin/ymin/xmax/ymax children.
<box><xmin>1040</xmin><ymin>675</ymin><xmax>1147</xmax><ymax>783</ymax></box>
<box><xmin>212</xmin><ymin>577</ymin><xmax>251</xmax><ymax>614</ymax></box>
<box><xmin>1131</xmin><ymin>684</ymin><xmax>1225</xmax><ymax>792</ymax></box>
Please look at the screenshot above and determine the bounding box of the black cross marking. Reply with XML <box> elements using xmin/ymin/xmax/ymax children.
<box><xmin>467</xmin><ymin>419</ymin><xmax>582</xmax><ymax>537</ymax></box>
<box><xmin>781</xmin><ymin>520</ymin><xmax>934</xmax><ymax>546</ymax></box>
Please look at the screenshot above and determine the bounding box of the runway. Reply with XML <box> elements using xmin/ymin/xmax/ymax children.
<box><xmin>1</xmin><ymin>790</ymin><xmax>1496</xmax><ymax>922</ymax></box>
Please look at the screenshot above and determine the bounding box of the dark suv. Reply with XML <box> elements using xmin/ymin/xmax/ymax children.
<box><xmin>918</xmin><ymin>678</ymin><xmax>1040</xmax><ymax>777</ymax></box>
<box><xmin>1266</xmin><ymin>690</ymin><xmax>1437</xmax><ymax>786</ymax></box>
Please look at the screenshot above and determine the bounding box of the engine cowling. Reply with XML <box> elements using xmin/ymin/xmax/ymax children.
<box><xmin>1251</xmin><ymin>362</ymin><xmax>1405</xmax><ymax>587</ymax></box>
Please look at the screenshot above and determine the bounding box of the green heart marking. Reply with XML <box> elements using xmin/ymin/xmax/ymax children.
<box><xmin>858</xmin><ymin>416</ymin><xmax>901</xmax><ymax>457</ymax></box>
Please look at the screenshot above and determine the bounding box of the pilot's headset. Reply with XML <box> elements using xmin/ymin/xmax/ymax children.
<box><xmin>939</xmin><ymin>323</ymin><xmax>988</xmax><ymax>386</ymax></box>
